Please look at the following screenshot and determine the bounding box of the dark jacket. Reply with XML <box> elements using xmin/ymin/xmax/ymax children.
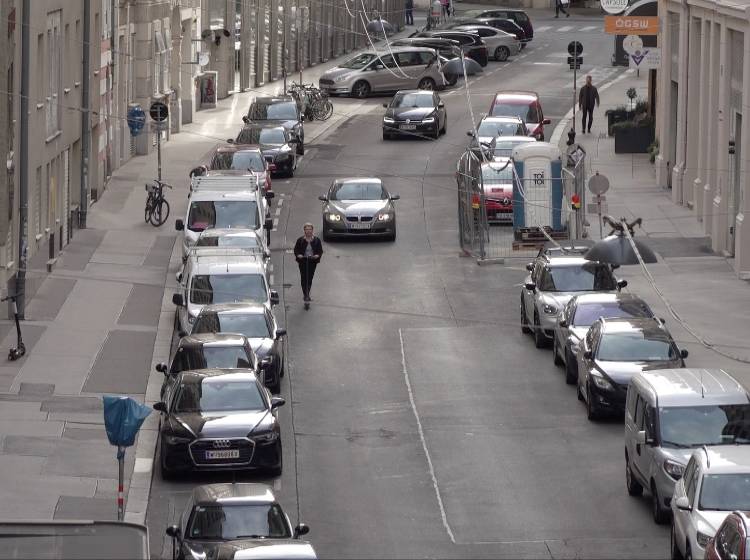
<box><xmin>579</xmin><ymin>84</ymin><xmax>600</xmax><ymax>110</ymax></box>
<box><xmin>294</xmin><ymin>236</ymin><xmax>323</xmax><ymax>261</ymax></box>
<box><xmin>405</xmin><ymin>0</ymin><xmax>414</xmax><ymax>8</ymax></box>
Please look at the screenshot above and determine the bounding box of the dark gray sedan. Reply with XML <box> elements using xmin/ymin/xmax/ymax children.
<box><xmin>382</xmin><ymin>90</ymin><xmax>447</xmax><ymax>140</ymax></box>
<box><xmin>319</xmin><ymin>177</ymin><xmax>399</xmax><ymax>241</ymax></box>
<box><xmin>236</xmin><ymin>124</ymin><xmax>299</xmax><ymax>178</ymax></box>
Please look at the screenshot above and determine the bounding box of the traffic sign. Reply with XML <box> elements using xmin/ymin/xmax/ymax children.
<box><xmin>622</xmin><ymin>35</ymin><xmax>643</xmax><ymax>55</ymax></box>
<box><xmin>567</xmin><ymin>56</ymin><xmax>582</xmax><ymax>69</ymax></box>
<box><xmin>149</xmin><ymin>101</ymin><xmax>169</xmax><ymax>123</ymax></box>
<box><xmin>600</xmin><ymin>0</ymin><xmax>629</xmax><ymax>14</ymax></box>
<box><xmin>567</xmin><ymin>41</ymin><xmax>583</xmax><ymax>56</ymax></box>
<box><xmin>588</xmin><ymin>173</ymin><xmax>610</xmax><ymax>195</ymax></box>
<box><xmin>126</xmin><ymin>105</ymin><xmax>146</xmax><ymax>137</ymax></box>
<box><xmin>604</xmin><ymin>16</ymin><xmax>659</xmax><ymax>35</ymax></box>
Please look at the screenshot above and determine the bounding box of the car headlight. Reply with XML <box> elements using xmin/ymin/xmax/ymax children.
<box><xmin>253</xmin><ymin>430</ymin><xmax>279</xmax><ymax>443</ymax></box>
<box><xmin>696</xmin><ymin>531</ymin><xmax>712</xmax><ymax>548</ymax></box>
<box><xmin>164</xmin><ymin>434</ymin><xmax>192</xmax><ymax>445</ymax></box>
<box><xmin>334</xmin><ymin>73</ymin><xmax>351</xmax><ymax>83</ymax></box>
<box><xmin>377</xmin><ymin>213</ymin><xmax>391</xmax><ymax>221</ymax></box>
<box><xmin>591</xmin><ymin>372</ymin><xmax>613</xmax><ymax>391</ymax></box>
<box><xmin>328</xmin><ymin>213</ymin><xmax>342</xmax><ymax>222</ymax></box>
<box><xmin>383</xmin><ymin>117</ymin><xmax>395</xmax><ymax>123</ymax></box>
<box><xmin>663</xmin><ymin>459</ymin><xmax>685</xmax><ymax>480</ymax></box>
<box><xmin>188</xmin><ymin>314</ymin><xmax>195</xmax><ymax>325</ymax></box>
<box><xmin>542</xmin><ymin>303</ymin><xmax>558</xmax><ymax>315</ymax></box>
<box><xmin>422</xmin><ymin>116</ymin><xmax>436</xmax><ymax>123</ymax></box>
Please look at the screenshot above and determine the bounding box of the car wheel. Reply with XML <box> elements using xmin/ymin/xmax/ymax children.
<box><xmin>565</xmin><ymin>349</ymin><xmax>578</xmax><ymax>385</ymax></box>
<box><xmin>553</xmin><ymin>337</ymin><xmax>564</xmax><ymax>367</ymax></box>
<box><xmin>533</xmin><ymin>311</ymin><xmax>547</xmax><ymax>348</ymax></box>
<box><xmin>323</xmin><ymin>230</ymin><xmax>332</xmax><ymax>242</ymax></box>
<box><xmin>269</xmin><ymin>373</ymin><xmax>281</xmax><ymax>395</ymax></box>
<box><xmin>626</xmin><ymin>452</ymin><xmax>644</xmax><ymax>496</ymax></box>
<box><xmin>495</xmin><ymin>46</ymin><xmax>510</xmax><ymax>62</ymax></box>
<box><xmin>383</xmin><ymin>130</ymin><xmax>391</xmax><ymax>141</ymax></box>
<box><xmin>586</xmin><ymin>385</ymin><xmax>600</xmax><ymax>421</ymax></box>
<box><xmin>388</xmin><ymin>225</ymin><xmax>397</xmax><ymax>242</ymax></box>
<box><xmin>577</xmin><ymin>382</ymin><xmax>584</xmax><ymax>401</ymax></box>
<box><xmin>520</xmin><ymin>300</ymin><xmax>531</xmax><ymax>334</ymax></box>
<box><xmin>431</xmin><ymin>125</ymin><xmax>440</xmax><ymax>140</ymax></box>
<box><xmin>418</xmin><ymin>77</ymin><xmax>436</xmax><ymax>90</ymax></box>
<box><xmin>352</xmin><ymin>80</ymin><xmax>371</xmax><ymax>98</ymax></box>
<box><xmin>160</xmin><ymin>442</ymin><xmax>178</xmax><ymax>481</ymax></box>
<box><xmin>651</xmin><ymin>481</ymin><xmax>669</xmax><ymax>525</ymax></box>
<box><xmin>670</xmin><ymin>522</ymin><xmax>684</xmax><ymax>560</ymax></box>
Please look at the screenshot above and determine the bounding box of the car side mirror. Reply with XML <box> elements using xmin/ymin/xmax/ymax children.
<box><xmin>611</xmin><ymin>264</ymin><xmax>620</xmax><ymax>270</ymax></box>
<box><xmin>617</xmin><ymin>279</ymin><xmax>628</xmax><ymax>290</ymax></box>
<box><xmin>294</xmin><ymin>523</ymin><xmax>310</xmax><ymax>538</ymax></box>
<box><xmin>155</xmin><ymin>363</ymin><xmax>168</xmax><ymax>374</ymax></box>
<box><xmin>270</xmin><ymin>290</ymin><xmax>280</xmax><ymax>306</ymax></box>
<box><xmin>270</xmin><ymin>396</ymin><xmax>286</xmax><ymax>409</ymax></box>
<box><xmin>466</xmin><ymin>130</ymin><xmax>476</xmax><ymax>137</ymax></box>
<box><xmin>153</xmin><ymin>402</ymin><xmax>167</xmax><ymax>413</ymax></box>
<box><xmin>226</xmin><ymin>138</ymin><xmax>234</xmax><ymax>144</ymax></box>
<box><xmin>438</xmin><ymin>101</ymin><xmax>445</xmax><ymax>108</ymax></box>
<box><xmin>680</xmin><ymin>349</ymin><xmax>689</xmax><ymax>359</ymax></box>
<box><xmin>583</xmin><ymin>350</ymin><xmax>592</xmax><ymax>360</ymax></box>
<box><xmin>242</xmin><ymin>115</ymin><xmax>249</xmax><ymax>124</ymax></box>
<box><xmin>260</xmin><ymin>357</ymin><xmax>272</xmax><ymax>368</ymax></box>
<box><xmin>318</xmin><ymin>195</ymin><xmax>328</xmax><ymax>202</ymax></box>
<box><xmin>526</xmin><ymin>262</ymin><xmax>534</xmax><ymax>272</ymax></box>
<box><xmin>382</xmin><ymin>103</ymin><xmax>388</xmax><ymax>108</ymax></box>
<box><xmin>559</xmin><ymin>319</ymin><xmax>568</xmax><ymax>328</ymax></box>
<box><xmin>674</xmin><ymin>496</ymin><xmax>691</xmax><ymax>511</ymax></box>
<box><xmin>390</xmin><ymin>194</ymin><xmax>400</xmax><ymax>201</ymax></box>
<box><xmin>275</xmin><ymin>328</ymin><xmax>287</xmax><ymax>338</ymax></box>
<box><xmin>166</xmin><ymin>525</ymin><xmax>181</xmax><ymax>538</ymax></box>
<box><xmin>265</xmin><ymin>190</ymin><xmax>276</xmax><ymax>200</ymax></box>
<box><xmin>524</xmin><ymin>282</ymin><xmax>536</xmax><ymax>292</ymax></box>
<box><xmin>542</xmin><ymin>118</ymin><xmax>551</xmax><ymax>125</ymax></box>
<box><xmin>178</xmin><ymin>330</ymin><xmax>187</xmax><ymax>338</ymax></box>
<box><xmin>374</xmin><ymin>64</ymin><xmax>384</xmax><ymax>70</ymax></box>
<box><xmin>635</xmin><ymin>430</ymin><xmax>646</xmax><ymax>444</ymax></box>
<box><xmin>175</xmin><ymin>219</ymin><xmax>184</xmax><ymax>231</ymax></box>
<box><xmin>172</xmin><ymin>293</ymin><xmax>184</xmax><ymax>307</ymax></box>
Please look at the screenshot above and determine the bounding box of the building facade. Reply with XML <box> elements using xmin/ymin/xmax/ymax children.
<box><xmin>655</xmin><ymin>0</ymin><xmax>750</xmax><ymax>276</ymax></box>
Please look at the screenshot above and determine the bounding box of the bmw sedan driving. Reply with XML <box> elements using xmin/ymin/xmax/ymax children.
<box><xmin>382</xmin><ymin>89</ymin><xmax>447</xmax><ymax>140</ymax></box>
<box><xmin>319</xmin><ymin>178</ymin><xmax>399</xmax><ymax>241</ymax></box>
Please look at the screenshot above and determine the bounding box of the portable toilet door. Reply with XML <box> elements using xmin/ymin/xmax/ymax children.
<box><xmin>512</xmin><ymin>142</ymin><xmax>564</xmax><ymax>233</ymax></box>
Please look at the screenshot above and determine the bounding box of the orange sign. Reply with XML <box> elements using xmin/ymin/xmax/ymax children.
<box><xmin>604</xmin><ymin>16</ymin><xmax>659</xmax><ymax>35</ymax></box>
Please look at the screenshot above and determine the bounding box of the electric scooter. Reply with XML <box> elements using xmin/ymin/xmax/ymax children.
<box><xmin>1</xmin><ymin>294</ymin><xmax>25</xmax><ymax>361</ymax></box>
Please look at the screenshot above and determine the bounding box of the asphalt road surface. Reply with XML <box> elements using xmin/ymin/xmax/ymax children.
<box><xmin>147</xmin><ymin>13</ymin><xmax>669</xmax><ymax>559</ymax></box>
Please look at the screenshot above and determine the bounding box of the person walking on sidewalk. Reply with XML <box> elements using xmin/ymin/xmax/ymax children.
<box><xmin>578</xmin><ymin>75</ymin><xmax>600</xmax><ymax>134</ymax></box>
<box><xmin>555</xmin><ymin>0</ymin><xmax>570</xmax><ymax>17</ymax></box>
<box><xmin>294</xmin><ymin>223</ymin><xmax>323</xmax><ymax>305</ymax></box>
<box><xmin>405</xmin><ymin>0</ymin><xmax>414</xmax><ymax>25</ymax></box>
<box><xmin>440</xmin><ymin>0</ymin><xmax>450</xmax><ymax>21</ymax></box>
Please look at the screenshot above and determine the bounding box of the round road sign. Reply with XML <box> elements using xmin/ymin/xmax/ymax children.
<box><xmin>588</xmin><ymin>173</ymin><xmax>610</xmax><ymax>195</ymax></box>
<box><xmin>149</xmin><ymin>101</ymin><xmax>169</xmax><ymax>123</ymax></box>
<box><xmin>600</xmin><ymin>0</ymin><xmax>630</xmax><ymax>14</ymax></box>
<box><xmin>623</xmin><ymin>35</ymin><xmax>643</xmax><ymax>55</ymax></box>
<box><xmin>567</xmin><ymin>41</ymin><xmax>583</xmax><ymax>57</ymax></box>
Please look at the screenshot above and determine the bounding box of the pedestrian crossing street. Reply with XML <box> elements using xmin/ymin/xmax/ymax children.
<box><xmin>535</xmin><ymin>24</ymin><xmax>601</xmax><ymax>33</ymax></box>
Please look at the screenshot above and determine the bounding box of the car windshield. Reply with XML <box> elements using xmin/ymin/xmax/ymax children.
<box><xmin>494</xmin><ymin>139</ymin><xmax>532</xmax><ymax>157</ymax></box>
<box><xmin>330</xmin><ymin>182</ymin><xmax>386</xmax><ymax>201</ymax></box>
<box><xmin>174</xmin><ymin>379</ymin><xmax>264</xmax><ymax>413</ymax></box>
<box><xmin>573</xmin><ymin>301</ymin><xmax>653</xmax><ymax>326</ymax></box>
<box><xmin>171</xmin><ymin>345</ymin><xmax>254</xmax><ymax>372</ymax></box>
<box><xmin>187</xmin><ymin>201</ymin><xmax>259</xmax><ymax>232</ymax></box>
<box><xmin>193</xmin><ymin>313</ymin><xmax>271</xmax><ymax>338</ymax></box>
<box><xmin>196</xmin><ymin>234</ymin><xmax>262</xmax><ymax>249</ymax></box>
<box><xmin>237</xmin><ymin>128</ymin><xmax>286</xmax><ymax>145</ymax></box>
<box><xmin>515</xmin><ymin>12</ymin><xmax>530</xmax><ymax>22</ymax></box>
<box><xmin>699</xmin><ymin>474</ymin><xmax>750</xmax><ymax>511</ymax></box>
<box><xmin>190</xmin><ymin>274</ymin><xmax>267</xmax><ymax>305</ymax></box>
<box><xmin>339</xmin><ymin>53</ymin><xmax>377</xmax><ymax>69</ymax></box>
<box><xmin>659</xmin><ymin>405</ymin><xmax>750</xmax><ymax>448</ymax></box>
<box><xmin>538</xmin><ymin>263</ymin><xmax>617</xmax><ymax>292</ymax></box>
<box><xmin>249</xmin><ymin>101</ymin><xmax>297</xmax><ymax>120</ymax></box>
<box><xmin>491</xmin><ymin>102</ymin><xmax>539</xmax><ymax>122</ymax></box>
<box><xmin>187</xmin><ymin>504</ymin><xmax>291</xmax><ymax>540</ymax></box>
<box><xmin>392</xmin><ymin>93</ymin><xmax>434</xmax><ymax>108</ymax></box>
<box><xmin>210</xmin><ymin>151</ymin><xmax>265</xmax><ymax>172</ymax></box>
<box><xmin>477</xmin><ymin>120</ymin><xmax>522</xmax><ymax>137</ymax></box>
<box><xmin>482</xmin><ymin>165</ymin><xmax>513</xmax><ymax>184</ymax></box>
<box><xmin>596</xmin><ymin>333</ymin><xmax>677</xmax><ymax>362</ymax></box>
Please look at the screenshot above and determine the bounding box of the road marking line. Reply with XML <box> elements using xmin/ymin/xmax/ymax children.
<box><xmin>536</xmin><ymin>25</ymin><xmax>552</xmax><ymax>32</ymax></box>
<box><xmin>579</xmin><ymin>25</ymin><xmax>598</xmax><ymax>31</ymax></box>
<box><xmin>270</xmin><ymin>273</ymin><xmax>275</xmax><ymax>285</ymax></box>
<box><xmin>134</xmin><ymin>458</ymin><xmax>152</xmax><ymax>473</ymax></box>
<box><xmin>273</xmin><ymin>217</ymin><xmax>279</xmax><ymax>231</ymax></box>
<box><xmin>399</xmin><ymin>328</ymin><xmax>456</xmax><ymax>544</ymax></box>
<box><xmin>275</xmin><ymin>207</ymin><xmax>282</xmax><ymax>216</ymax></box>
<box><xmin>532</xmin><ymin>62</ymin><xmax>556</xmax><ymax>65</ymax></box>
<box><xmin>277</xmin><ymin>198</ymin><xmax>284</xmax><ymax>207</ymax></box>
<box><xmin>557</xmin><ymin>26</ymin><xmax>573</xmax><ymax>32</ymax></box>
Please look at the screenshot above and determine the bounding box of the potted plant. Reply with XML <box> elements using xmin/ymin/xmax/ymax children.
<box><xmin>613</xmin><ymin>115</ymin><xmax>655</xmax><ymax>154</ymax></box>
<box><xmin>647</xmin><ymin>139</ymin><xmax>659</xmax><ymax>163</ymax></box>
<box><xmin>605</xmin><ymin>104</ymin><xmax>635</xmax><ymax>136</ymax></box>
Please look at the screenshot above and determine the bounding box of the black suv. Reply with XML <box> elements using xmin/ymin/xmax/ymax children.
<box><xmin>412</xmin><ymin>30</ymin><xmax>488</xmax><ymax>66</ymax></box>
<box><xmin>244</xmin><ymin>96</ymin><xmax>304</xmax><ymax>155</ymax></box>
<box><xmin>464</xmin><ymin>8</ymin><xmax>533</xmax><ymax>44</ymax></box>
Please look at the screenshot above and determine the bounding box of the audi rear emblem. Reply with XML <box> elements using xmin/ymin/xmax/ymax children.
<box><xmin>212</xmin><ymin>439</ymin><xmax>231</xmax><ymax>449</ymax></box>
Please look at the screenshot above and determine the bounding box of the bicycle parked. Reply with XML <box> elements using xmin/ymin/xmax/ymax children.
<box><xmin>144</xmin><ymin>179</ymin><xmax>172</xmax><ymax>227</ymax></box>
<box><xmin>288</xmin><ymin>83</ymin><xmax>333</xmax><ymax>121</ymax></box>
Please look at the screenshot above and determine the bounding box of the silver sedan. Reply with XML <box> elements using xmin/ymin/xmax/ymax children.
<box><xmin>319</xmin><ymin>178</ymin><xmax>399</xmax><ymax>241</ymax></box>
<box><xmin>453</xmin><ymin>25</ymin><xmax>521</xmax><ymax>61</ymax></box>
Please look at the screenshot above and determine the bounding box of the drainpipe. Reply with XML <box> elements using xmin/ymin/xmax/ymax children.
<box><xmin>80</xmin><ymin>0</ymin><xmax>91</xmax><ymax>229</ymax></box>
<box><xmin>16</xmin><ymin>0</ymin><xmax>29</xmax><ymax>317</ymax></box>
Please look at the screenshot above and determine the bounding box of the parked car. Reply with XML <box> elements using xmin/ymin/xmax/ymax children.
<box><xmin>318</xmin><ymin>177</ymin><xmax>399</xmax><ymax>241</ymax></box>
<box><xmin>463</xmin><ymin>8</ymin><xmax>534</xmax><ymax>45</ymax></box>
<box><xmin>439</xmin><ymin>17</ymin><xmax>528</xmax><ymax>44</ymax></box>
<box><xmin>490</xmin><ymin>91</ymin><xmax>550</xmax><ymax>141</ymax></box>
<box><xmin>193</xmin><ymin>228</ymin><xmax>269</xmax><ymax>258</ymax></box>
<box><xmin>624</xmin><ymin>368</ymin><xmax>750</xmax><ymax>525</ymax></box>
<box><xmin>318</xmin><ymin>47</ymin><xmax>448</xmax><ymax>98</ymax></box>
<box><xmin>521</xmin><ymin>254</ymin><xmax>625</xmax><ymax>348</ymax></box>
<box><xmin>468</xmin><ymin>116</ymin><xmax>528</xmax><ymax>157</ymax></box>
<box><xmin>536</xmin><ymin>239</ymin><xmax>595</xmax><ymax>259</ymax></box>
<box><xmin>553</xmin><ymin>293</ymin><xmax>654</xmax><ymax>384</ymax></box>
<box><xmin>189</xmin><ymin>144</ymin><xmax>272</xmax><ymax>192</ymax></box>
<box><xmin>382</xmin><ymin>89</ymin><xmax>447</xmax><ymax>140</ymax></box>
<box><xmin>493</xmin><ymin>135</ymin><xmax>536</xmax><ymax>158</ymax></box>
<box><xmin>388</xmin><ymin>38</ymin><xmax>460</xmax><ymax>86</ymax></box>
<box><xmin>165</xmin><ymin>483</ymin><xmax>313</xmax><ymax>560</ymax></box>
<box><xmin>412</xmin><ymin>30</ymin><xmax>489</xmax><ymax>66</ymax></box>
<box><xmin>575</xmin><ymin>317</ymin><xmax>687</xmax><ymax>420</ymax></box>
<box><xmin>672</xmin><ymin>447</ymin><xmax>750</xmax><ymax>560</ymax></box>
<box><xmin>244</xmin><ymin>96</ymin><xmax>304</xmax><ymax>155</ymax></box>
<box><xmin>235</xmin><ymin>124</ymin><xmax>299</xmax><ymax>177</ymax></box>
<box><xmin>480</xmin><ymin>158</ymin><xmax>513</xmax><ymax>224</ymax></box>
<box><xmin>452</xmin><ymin>25</ymin><xmax>520</xmax><ymax>61</ymax></box>
<box><xmin>192</xmin><ymin>303</ymin><xmax>286</xmax><ymax>394</ymax></box>
<box><xmin>154</xmin><ymin>370</ymin><xmax>285</xmax><ymax>477</ymax></box>
<box><xmin>704</xmin><ymin>510</ymin><xmax>750</xmax><ymax>560</ymax></box>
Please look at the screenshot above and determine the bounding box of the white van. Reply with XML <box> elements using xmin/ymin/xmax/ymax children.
<box><xmin>624</xmin><ymin>368</ymin><xmax>750</xmax><ymax>524</ymax></box>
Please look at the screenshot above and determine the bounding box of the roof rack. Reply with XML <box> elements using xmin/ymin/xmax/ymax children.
<box><xmin>190</xmin><ymin>174</ymin><xmax>261</xmax><ymax>193</ymax></box>
<box><xmin>186</xmin><ymin>246</ymin><xmax>268</xmax><ymax>260</ymax></box>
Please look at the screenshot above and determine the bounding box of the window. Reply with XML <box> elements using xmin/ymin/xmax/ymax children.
<box><xmin>46</xmin><ymin>11</ymin><xmax>61</xmax><ymax>137</ymax></box>
<box><xmin>683</xmin><ymin>458</ymin><xmax>697</xmax><ymax>501</ymax></box>
<box><xmin>187</xmin><ymin>504</ymin><xmax>291</xmax><ymax>540</ymax></box>
<box><xmin>634</xmin><ymin>395</ymin><xmax>645</xmax><ymax>429</ymax></box>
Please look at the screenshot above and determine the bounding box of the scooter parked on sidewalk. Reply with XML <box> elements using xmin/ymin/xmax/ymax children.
<box><xmin>1</xmin><ymin>294</ymin><xmax>25</xmax><ymax>361</ymax></box>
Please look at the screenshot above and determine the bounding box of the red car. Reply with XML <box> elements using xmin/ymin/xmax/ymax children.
<box><xmin>704</xmin><ymin>511</ymin><xmax>750</xmax><ymax>560</ymax></box>
<box><xmin>489</xmin><ymin>91</ymin><xmax>550</xmax><ymax>141</ymax></box>
<box><xmin>481</xmin><ymin>158</ymin><xmax>513</xmax><ymax>223</ymax></box>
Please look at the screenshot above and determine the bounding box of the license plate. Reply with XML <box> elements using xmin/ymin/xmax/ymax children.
<box><xmin>400</xmin><ymin>124</ymin><xmax>417</xmax><ymax>130</ymax></box>
<box><xmin>205</xmin><ymin>449</ymin><xmax>240</xmax><ymax>460</ymax></box>
<box><xmin>349</xmin><ymin>222</ymin><xmax>371</xmax><ymax>230</ymax></box>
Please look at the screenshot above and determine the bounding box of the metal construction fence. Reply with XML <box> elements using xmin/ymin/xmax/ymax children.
<box><xmin>456</xmin><ymin>148</ymin><xmax>589</xmax><ymax>263</ymax></box>
<box><xmin>235</xmin><ymin>0</ymin><xmax>406</xmax><ymax>90</ymax></box>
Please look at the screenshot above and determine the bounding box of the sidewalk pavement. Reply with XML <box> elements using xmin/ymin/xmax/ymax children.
<box><xmin>0</xmin><ymin>30</ymin><xmax>408</xmax><ymax>524</ymax></box>
<box><xmin>555</xmin><ymin>69</ymin><xmax>750</xmax><ymax>382</ymax></box>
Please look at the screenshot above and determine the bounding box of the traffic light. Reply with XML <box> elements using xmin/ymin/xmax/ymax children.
<box><xmin>571</xmin><ymin>193</ymin><xmax>581</xmax><ymax>210</ymax></box>
<box><xmin>567</xmin><ymin>56</ymin><xmax>583</xmax><ymax>69</ymax></box>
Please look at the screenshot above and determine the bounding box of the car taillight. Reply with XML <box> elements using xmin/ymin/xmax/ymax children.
<box><xmin>265</xmin><ymin>174</ymin><xmax>272</xmax><ymax>190</ymax></box>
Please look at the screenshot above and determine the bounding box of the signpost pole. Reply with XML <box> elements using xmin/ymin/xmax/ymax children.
<box><xmin>573</xmin><ymin>60</ymin><xmax>577</xmax><ymax>134</ymax></box>
<box><xmin>117</xmin><ymin>446</ymin><xmax>125</xmax><ymax>521</ymax></box>
<box><xmin>156</xmin><ymin>127</ymin><xmax>162</xmax><ymax>183</ymax></box>
<box><xmin>597</xmin><ymin>195</ymin><xmax>603</xmax><ymax>239</ymax></box>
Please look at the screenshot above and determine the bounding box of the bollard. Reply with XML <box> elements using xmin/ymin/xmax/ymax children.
<box><xmin>49</xmin><ymin>231</ymin><xmax>55</xmax><ymax>261</ymax></box>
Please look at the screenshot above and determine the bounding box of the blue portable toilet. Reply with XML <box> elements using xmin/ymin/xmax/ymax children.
<box><xmin>512</xmin><ymin>142</ymin><xmax>565</xmax><ymax>241</ymax></box>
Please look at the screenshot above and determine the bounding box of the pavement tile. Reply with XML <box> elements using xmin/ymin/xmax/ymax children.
<box><xmin>0</xmin><ymin>401</ymin><xmax>46</xmax><ymax>420</ymax></box>
<box><xmin>62</xmin><ymin>425</ymin><xmax>110</xmax><ymax>441</ymax></box>
<box><xmin>54</xmin><ymin>495</ymin><xmax>117</xmax><ymax>521</ymax></box>
<box><xmin>48</xmin><ymin>412</ymin><xmax>104</xmax><ymax>424</ymax></box>
<box><xmin>41</xmin><ymin>395</ymin><xmax>102</xmax><ymax>412</ymax></box>
<box><xmin>2</xmin><ymin>435</ymin><xmax>59</xmax><ymax>456</ymax></box>
<box><xmin>24</xmin><ymin>278</ymin><xmax>77</xmax><ymax>322</ymax></box>
<box><xmin>117</xmin><ymin>284</ymin><xmax>163</xmax><ymax>327</ymax></box>
<box><xmin>43</xmin><ymin>438</ymin><xmax>135</xmax><ymax>479</ymax></box>
<box><xmin>83</xmin><ymin>330</ymin><xmax>155</xmax><ymax>394</ymax></box>
<box><xmin>0</xmin><ymin>454</ymin><xmax>46</xmax><ymax>474</ymax></box>
<box><xmin>19</xmin><ymin>382</ymin><xmax>55</xmax><ymax>396</ymax></box>
<box><xmin>0</xmin><ymin>419</ymin><xmax>64</xmax><ymax>437</ymax></box>
<box><xmin>12</xmin><ymin>355</ymin><xmax>94</xmax><ymax>395</ymax></box>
